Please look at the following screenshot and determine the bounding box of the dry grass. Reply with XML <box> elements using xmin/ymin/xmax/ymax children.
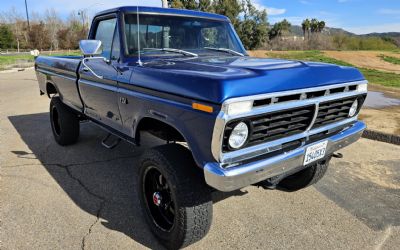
<box><xmin>324</xmin><ymin>51</ymin><xmax>400</xmax><ymax>74</ymax></box>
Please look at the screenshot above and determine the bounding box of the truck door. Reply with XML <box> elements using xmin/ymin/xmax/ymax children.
<box><xmin>78</xmin><ymin>15</ymin><xmax>122</xmax><ymax>131</ymax></box>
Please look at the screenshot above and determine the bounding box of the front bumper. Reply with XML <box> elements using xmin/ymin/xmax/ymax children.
<box><xmin>204</xmin><ymin>121</ymin><xmax>366</xmax><ymax>192</ymax></box>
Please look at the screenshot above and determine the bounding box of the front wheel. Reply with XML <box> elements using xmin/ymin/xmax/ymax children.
<box><xmin>277</xmin><ymin>158</ymin><xmax>330</xmax><ymax>192</ymax></box>
<box><xmin>138</xmin><ymin>144</ymin><xmax>213</xmax><ymax>249</ymax></box>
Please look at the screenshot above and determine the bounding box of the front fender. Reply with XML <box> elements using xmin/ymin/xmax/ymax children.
<box><xmin>117</xmin><ymin>86</ymin><xmax>219</xmax><ymax>167</ymax></box>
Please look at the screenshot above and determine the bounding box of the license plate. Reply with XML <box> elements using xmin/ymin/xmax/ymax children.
<box><xmin>303</xmin><ymin>140</ymin><xmax>328</xmax><ymax>165</ymax></box>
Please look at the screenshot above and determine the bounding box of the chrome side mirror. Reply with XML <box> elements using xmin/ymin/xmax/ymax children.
<box><xmin>79</xmin><ymin>40</ymin><xmax>105</xmax><ymax>79</ymax></box>
<box><xmin>79</xmin><ymin>40</ymin><xmax>103</xmax><ymax>56</ymax></box>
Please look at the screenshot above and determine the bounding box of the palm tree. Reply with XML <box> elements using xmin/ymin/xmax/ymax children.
<box><xmin>317</xmin><ymin>21</ymin><xmax>326</xmax><ymax>33</ymax></box>
<box><xmin>310</xmin><ymin>18</ymin><xmax>319</xmax><ymax>33</ymax></box>
<box><xmin>301</xmin><ymin>19</ymin><xmax>311</xmax><ymax>39</ymax></box>
<box><xmin>280</xmin><ymin>19</ymin><xmax>291</xmax><ymax>36</ymax></box>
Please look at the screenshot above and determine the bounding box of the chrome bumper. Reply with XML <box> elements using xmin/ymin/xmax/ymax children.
<box><xmin>204</xmin><ymin>121</ymin><xmax>366</xmax><ymax>192</ymax></box>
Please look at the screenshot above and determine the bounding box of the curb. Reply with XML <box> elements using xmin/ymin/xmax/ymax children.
<box><xmin>362</xmin><ymin>129</ymin><xmax>400</xmax><ymax>145</ymax></box>
<box><xmin>0</xmin><ymin>67</ymin><xmax>34</xmax><ymax>74</ymax></box>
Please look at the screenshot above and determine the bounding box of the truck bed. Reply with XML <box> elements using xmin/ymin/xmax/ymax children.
<box><xmin>35</xmin><ymin>56</ymin><xmax>84</xmax><ymax>111</ymax></box>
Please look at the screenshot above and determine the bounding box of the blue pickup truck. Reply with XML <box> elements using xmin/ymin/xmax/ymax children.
<box><xmin>35</xmin><ymin>6</ymin><xmax>367</xmax><ymax>249</ymax></box>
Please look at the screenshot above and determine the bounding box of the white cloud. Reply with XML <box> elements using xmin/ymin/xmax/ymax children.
<box><xmin>251</xmin><ymin>0</ymin><xmax>286</xmax><ymax>15</ymax></box>
<box><xmin>265</xmin><ymin>7</ymin><xmax>286</xmax><ymax>15</ymax></box>
<box><xmin>344</xmin><ymin>23</ymin><xmax>400</xmax><ymax>34</ymax></box>
<box><xmin>269</xmin><ymin>16</ymin><xmax>305</xmax><ymax>25</ymax></box>
<box><xmin>378</xmin><ymin>9</ymin><xmax>400</xmax><ymax>15</ymax></box>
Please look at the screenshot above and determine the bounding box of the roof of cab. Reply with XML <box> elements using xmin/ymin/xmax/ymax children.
<box><xmin>95</xmin><ymin>6</ymin><xmax>230</xmax><ymax>21</ymax></box>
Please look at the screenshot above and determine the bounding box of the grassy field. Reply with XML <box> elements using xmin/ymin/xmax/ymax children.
<box><xmin>379</xmin><ymin>54</ymin><xmax>400</xmax><ymax>65</ymax></box>
<box><xmin>261</xmin><ymin>50</ymin><xmax>400</xmax><ymax>88</ymax></box>
<box><xmin>0</xmin><ymin>51</ymin><xmax>81</xmax><ymax>70</ymax></box>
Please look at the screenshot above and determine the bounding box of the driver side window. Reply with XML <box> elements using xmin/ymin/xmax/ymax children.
<box><xmin>95</xmin><ymin>18</ymin><xmax>117</xmax><ymax>59</ymax></box>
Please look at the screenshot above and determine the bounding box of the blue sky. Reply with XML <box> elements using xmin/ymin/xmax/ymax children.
<box><xmin>0</xmin><ymin>0</ymin><xmax>399</xmax><ymax>34</ymax></box>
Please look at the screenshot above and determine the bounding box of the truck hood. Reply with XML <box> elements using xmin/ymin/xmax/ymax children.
<box><xmin>131</xmin><ymin>56</ymin><xmax>364</xmax><ymax>104</ymax></box>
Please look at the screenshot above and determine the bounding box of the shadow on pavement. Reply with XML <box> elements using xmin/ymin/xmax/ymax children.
<box><xmin>314</xmin><ymin>160</ymin><xmax>400</xmax><ymax>231</ymax></box>
<box><xmin>8</xmin><ymin>112</ymin><xmax>247</xmax><ymax>249</ymax></box>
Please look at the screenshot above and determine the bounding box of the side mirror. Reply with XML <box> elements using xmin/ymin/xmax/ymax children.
<box><xmin>79</xmin><ymin>40</ymin><xmax>102</xmax><ymax>56</ymax></box>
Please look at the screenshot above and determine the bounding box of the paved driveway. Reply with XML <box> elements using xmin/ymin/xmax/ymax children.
<box><xmin>1</xmin><ymin>69</ymin><xmax>399</xmax><ymax>249</ymax></box>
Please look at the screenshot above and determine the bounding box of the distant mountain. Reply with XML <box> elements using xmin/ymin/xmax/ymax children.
<box><xmin>362</xmin><ymin>32</ymin><xmax>400</xmax><ymax>38</ymax></box>
<box><xmin>289</xmin><ymin>25</ymin><xmax>353</xmax><ymax>37</ymax></box>
<box><xmin>289</xmin><ymin>25</ymin><xmax>399</xmax><ymax>45</ymax></box>
<box><xmin>361</xmin><ymin>32</ymin><xmax>400</xmax><ymax>46</ymax></box>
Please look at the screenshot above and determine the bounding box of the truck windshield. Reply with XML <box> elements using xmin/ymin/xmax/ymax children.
<box><xmin>124</xmin><ymin>14</ymin><xmax>246</xmax><ymax>56</ymax></box>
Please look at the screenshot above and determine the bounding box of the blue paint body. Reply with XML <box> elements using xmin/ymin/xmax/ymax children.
<box><xmin>34</xmin><ymin>7</ymin><xmax>365</xmax><ymax>167</ymax></box>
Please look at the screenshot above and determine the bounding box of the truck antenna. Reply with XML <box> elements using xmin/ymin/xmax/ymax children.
<box><xmin>136</xmin><ymin>4</ymin><xmax>143</xmax><ymax>66</ymax></box>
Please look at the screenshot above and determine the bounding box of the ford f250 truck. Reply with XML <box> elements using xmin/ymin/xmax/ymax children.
<box><xmin>35</xmin><ymin>6</ymin><xmax>367</xmax><ymax>249</ymax></box>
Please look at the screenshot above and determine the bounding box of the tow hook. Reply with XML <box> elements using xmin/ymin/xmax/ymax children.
<box><xmin>332</xmin><ymin>152</ymin><xmax>343</xmax><ymax>159</ymax></box>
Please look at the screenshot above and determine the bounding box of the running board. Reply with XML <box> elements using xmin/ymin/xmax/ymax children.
<box><xmin>101</xmin><ymin>133</ymin><xmax>121</xmax><ymax>149</ymax></box>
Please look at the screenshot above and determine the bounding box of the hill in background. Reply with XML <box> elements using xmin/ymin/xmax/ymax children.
<box><xmin>290</xmin><ymin>25</ymin><xmax>400</xmax><ymax>46</ymax></box>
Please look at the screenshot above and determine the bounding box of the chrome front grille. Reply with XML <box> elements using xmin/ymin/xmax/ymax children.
<box><xmin>222</xmin><ymin>94</ymin><xmax>366</xmax><ymax>152</ymax></box>
<box><xmin>312</xmin><ymin>95</ymin><xmax>365</xmax><ymax>129</ymax></box>
<box><xmin>223</xmin><ymin>105</ymin><xmax>315</xmax><ymax>151</ymax></box>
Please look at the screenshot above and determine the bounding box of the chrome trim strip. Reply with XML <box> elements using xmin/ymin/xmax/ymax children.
<box><xmin>205</xmin><ymin>121</ymin><xmax>366</xmax><ymax>192</ymax></box>
<box><xmin>306</xmin><ymin>103</ymin><xmax>319</xmax><ymax>132</ymax></box>
<box><xmin>36</xmin><ymin>68</ymin><xmax>76</xmax><ymax>82</ymax></box>
<box><xmin>223</xmin><ymin>80</ymin><xmax>367</xmax><ymax>105</ymax></box>
<box><xmin>211</xmin><ymin>80</ymin><xmax>368</xmax><ymax>163</ymax></box>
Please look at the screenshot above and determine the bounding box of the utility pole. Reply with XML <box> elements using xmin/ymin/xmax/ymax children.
<box><xmin>24</xmin><ymin>0</ymin><xmax>30</xmax><ymax>30</ymax></box>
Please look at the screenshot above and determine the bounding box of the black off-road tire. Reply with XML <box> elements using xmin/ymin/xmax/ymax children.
<box><xmin>138</xmin><ymin>144</ymin><xmax>213</xmax><ymax>250</ymax></box>
<box><xmin>50</xmin><ymin>97</ymin><xmax>80</xmax><ymax>146</ymax></box>
<box><xmin>277</xmin><ymin>158</ymin><xmax>330</xmax><ymax>192</ymax></box>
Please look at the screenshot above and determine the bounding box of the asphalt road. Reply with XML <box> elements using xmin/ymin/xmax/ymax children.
<box><xmin>1</xmin><ymin>69</ymin><xmax>399</xmax><ymax>250</ymax></box>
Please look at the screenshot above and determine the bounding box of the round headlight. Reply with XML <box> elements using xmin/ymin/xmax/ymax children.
<box><xmin>349</xmin><ymin>99</ymin><xmax>359</xmax><ymax>117</ymax></box>
<box><xmin>228</xmin><ymin>122</ymin><xmax>249</xmax><ymax>149</ymax></box>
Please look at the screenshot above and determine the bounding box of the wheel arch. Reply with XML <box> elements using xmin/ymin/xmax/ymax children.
<box><xmin>135</xmin><ymin>116</ymin><xmax>187</xmax><ymax>144</ymax></box>
<box><xmin>134</xmin><ymin>116</ymin><xmax>207</xmax><ymax>167</ymax></box>
<box><xmin>46</xmin><ymin>81</ymin><xmax>58</xmax><ymax>98</ymax></box>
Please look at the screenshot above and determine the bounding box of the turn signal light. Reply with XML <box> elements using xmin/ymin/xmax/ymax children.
<box><xmin>192</xmin><ymin>102</ymin><xmax>213</xmax><ymax>113</ymax></box>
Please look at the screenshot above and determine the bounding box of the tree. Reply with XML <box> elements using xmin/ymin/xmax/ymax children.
<box><xmin>310</xmin><ymin>18</ymin><xmax>319</xmax><ymax>33</ymax></box>
<box><xmin>239</xmin><ymin>0</ymin><xmax>268</xmax><ymax>49</ymax></box>
<box><xmin>199</xmin><ymin>0</ymin><xmax>213</xmax><ymax>12</ymax></box>
<box><xmin>332</xmin><ymin>33</ymin><xmax>348</xmax><ymax>49</ymax></box>
<box><xmin>213</xmin><ymin>0</ymin><xmax>242</xmax><ymax>29</ymax></box>
<box><xmin>301</xmin><ymin>19</ymin><xmax>310</xmax><ymax>39</ymax></box>
<box><xmin>168</xmin><ymin>0</ymin><xmax>197</xmax><ymax>9</ymax></box>
<box><xmin>317</xmin><ymin>21</ymin><xmax>325</xmax><ymax>32</ymax></box>
<box><xmin>44</xmin><ymin>9</ymin><xmax>62</xmax><ymax>50</ymax></box>
<box><xmin>268</xmin><ymin>19</ymin><xmax>291</xmax><ymax>40</ymax></box>
<box><xmin>28</xmin><ymin>21</ymin><xmax>50</xmax><ymax>50</ymax></box>
<box><xmin>0</xmin><ymin>25</ymin><xmax>14</xmax><ymax>49</ymax></box>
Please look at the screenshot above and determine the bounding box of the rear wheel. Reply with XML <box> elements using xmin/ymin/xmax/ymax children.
<box><xmin>50</xmin><ymin>97</ymin><xmax>80</xmax><ymax>146</ymax></box>
<box><xmin>277</xmin><ymin>158</ymin><xmax>330</xmax><ymax>192</ymax></box>
<box><xmin>138</xmin><ymin>144</ymin><xmax>212</xmax><ymax>249</ymax></box>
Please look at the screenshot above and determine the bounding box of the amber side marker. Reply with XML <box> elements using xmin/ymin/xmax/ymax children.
<box><xmin>192</xmin><ymin>102</ymin><xmax>213</xmax><ymax>113</ymax></box>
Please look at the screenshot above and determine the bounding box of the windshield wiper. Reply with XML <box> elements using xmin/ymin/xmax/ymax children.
<box><xmin>204</xmin><ymin>47</ymin><xmax>244</xmax><ymax>56</ymax></box>
<box><xmin>143</xmin><ymin>48</ymin><xmax>198</xmax><ymax>57</ymax></box>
